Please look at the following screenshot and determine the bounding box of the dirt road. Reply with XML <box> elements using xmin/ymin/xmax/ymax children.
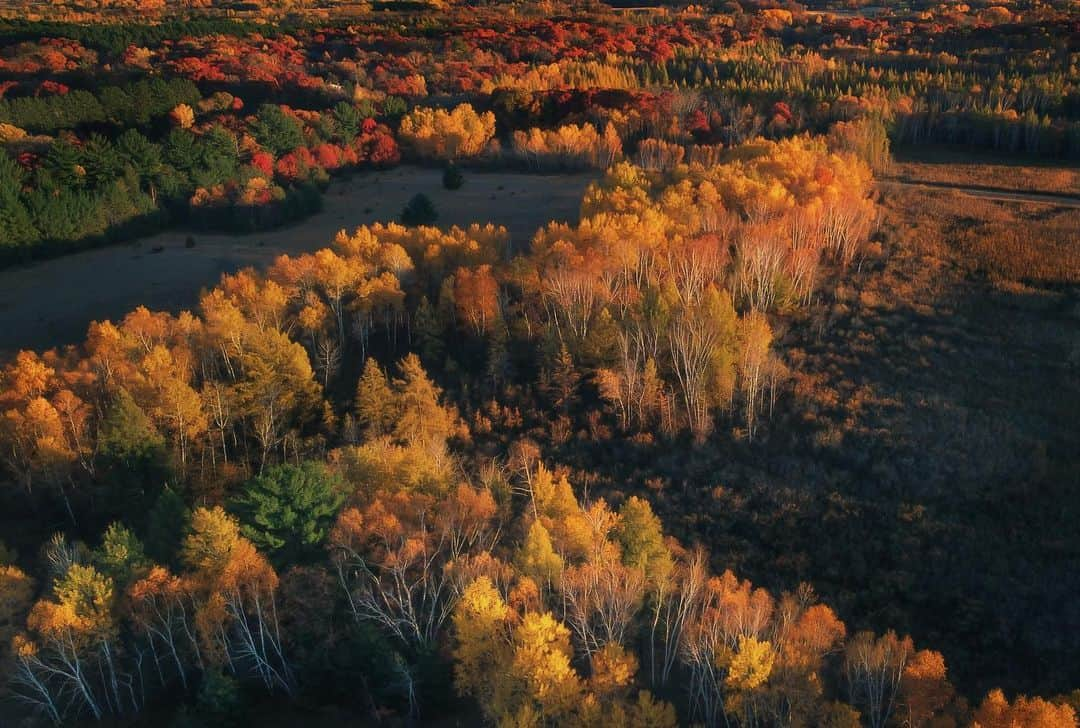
<box><xmin>880</xmin><ymin>179</ymin><xmax>1080</xmax><ymax>208</ymax></box>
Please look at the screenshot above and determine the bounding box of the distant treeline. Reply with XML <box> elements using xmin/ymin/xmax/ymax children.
<box><xmin>0</xmin><ymin>18</ymin><xmax>280</xmax><ymax>55</ymax></box>
<box><xmin>0</xmin><ymin>78</ymin><xmax>201</xmax><ymax>135</ymax></box>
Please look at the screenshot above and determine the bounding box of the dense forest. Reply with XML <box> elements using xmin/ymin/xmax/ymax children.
<box><xmin>1</xmin><ymin>0</ymin><xmax>1079</xmax><ymax>726</ymax></box>
<box><xmin>1</xmin><ymin>0</ymin><xmax>1078</xmax><ymax>263</ymax></box>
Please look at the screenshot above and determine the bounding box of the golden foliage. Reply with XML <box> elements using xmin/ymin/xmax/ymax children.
<box><xmin>399</xmin><ymin>103</ymin><xmax>496</xmax><ymax>160</ymax></box>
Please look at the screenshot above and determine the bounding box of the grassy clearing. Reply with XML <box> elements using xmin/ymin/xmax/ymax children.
<box><xmin>0</xmin><ymin>166</ymin><xmax>595</xmax><ymax>355</ymax></box>
<box><xmin>890</xmin><ymin>145</ymin><xmax>1080</xmax><ymax>196</ymax></box>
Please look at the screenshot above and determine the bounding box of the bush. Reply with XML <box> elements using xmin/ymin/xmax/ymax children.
<box><xmin>400</xmin><ymin>193</ymin><xmax>438</xmax><ymax>226</ymax></box>
<box><xmin>443</xmin><ymin>163</ymin><xmax>464</xmax><ymax>190</ymax></box>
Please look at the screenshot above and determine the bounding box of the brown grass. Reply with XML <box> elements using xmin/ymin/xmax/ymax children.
<box><xmin>890</xmin><ymin>145</ymin><xmax>1080</xmax><ymax>196</ymax></box>
<box><xmin>879</xmin><ymin>187</ymin><xmax>1080</xmax><ymax>286</ymax></box>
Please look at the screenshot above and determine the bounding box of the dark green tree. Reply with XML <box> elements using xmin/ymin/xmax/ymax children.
<box><xmin>0</xmin><ymin>153</ymin><xmax>38</xmax><ymax>252</ymax></box>
<box><xmin>96</xmin><ymin>388</ymin><xmax>171</xmax><ymax>518</ymax></box>
<box><xmin>193</xmin><ymin>125</ymin><xmax>240</xmax><ymax>189</ymax></box>
<box><xmin>400</xmin><ymin>193</ymin><xmax>438</xmax><ymax>226</ymax></box>
<box><xmin>80</xmin><ymin>135</ymin><xmax>124</xmax><ymax>190</ymax></box>
<box><xmin>442</xmin><ymin>163</ymin><xmax>464</xmax><ymax>190</ymax></box>
<box><xmin>42</xmin><ymin>139</ymin><xmax>86</xmax><ymax>191</ymax></box>
<box><xmin>145</xmin><ymin>487</ymin><xmax>190</xmax><ymax>566</ymax></box>
<box><xmin>251</xmin><ymin>104</ymin><xmax>304</xmax><ymax>156</ymax></box>
<box><xmin>116</xmin><ymin>129</ymin><xmax>163</xmax><ymax>191</ymax></box>
<box><xmin>230</xmin><ymin>462</ymin><xmax>345</xmax><ymax>565</ymax></box>
<box><xmin>332</xmin><ymin>100</ymin><xmax>363</xmax><ymax>141</ymax></box>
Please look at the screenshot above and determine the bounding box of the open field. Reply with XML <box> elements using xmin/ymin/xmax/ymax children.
<box><xmin>0</xmin><ymin>165</ymin><xmax>594</xmax><ymax>355</ymax></box>
<box><xmin>564</xmin><ymin>183</ymin><xmax>1080</xmax><ymax>696</ymax></box>
<box><xmin>890</xmin><ymin>145</ymin><xmax>1080</xmax><ymax>196</ymax></box>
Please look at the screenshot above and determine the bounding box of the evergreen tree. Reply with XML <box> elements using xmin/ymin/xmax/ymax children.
<box><xmin>0</xmin><ymin>153</ymin><xmax>37</xmax><ymax>252</ymax></box>
<box><xmin>400</xmin><ymin>193</ymin><xmax>438</xmax><ymax>226</ymax></box>
<box><xmin>356</xmin><ymin>358</ymin><xmax>396</xmax><ymax>437</ymax></box>
<box><xmin>144</xmin><ymin>487</ymin><xmax>190</xmax><ymax>566</ymax></box>
<box><xmin>251</xmin><ymin>104</ymin><xmax>304</xmax><ymax>156</ymax></box>
<box><xmin>96</xmin><ymin>388</ymin><xmax>171</xmax><ymax>518</ymax></box>
<box><xmin>229</xmin><ymin>461</ymin><xmax>345</xmax><ymax>565</ymax></box>
<box><xmin>443</xmin><ymin>163</ymin><xmax>464</xmax><ymax>190</ymax></box>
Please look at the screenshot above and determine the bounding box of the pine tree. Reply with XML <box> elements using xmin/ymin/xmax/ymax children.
<box><xmin>230</xmin><ymin>462</ymin><xmax>345</xmax><ymax>565</ymax></box>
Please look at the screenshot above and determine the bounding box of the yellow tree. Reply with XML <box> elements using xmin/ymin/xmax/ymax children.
<box><xmin>139</xmin><ymin>345</ymin><xmax>207</xmax><ymax>471</ymax></box>
<box><xmin>182</xmin><ymin>506</ymin><xmax>292</xmax><ymax>693</ymax></box>
<box><xmin>452</xmin><ymin>576</ymin><xmax>514</xmax><ymax>720</ymax></box>
<box><xmin>13</xmin><ymin>564</ymin><xmax>120</xmax><ymax>721</ymax></box>
<box><xmin>515</xmin><ymin>520</ymin><xmax>564</xmax><ymax>590</ymax></box>
<box><xmin>899</xmin><ymin>649</ymin><xmax>954</xmax><ymax>728</ymax></box>
<box><xmin>391</xmin><ymin>353</ymin><xmax>462</xmax><ymax>455</ymax></box>
<box><xmin>232</xmin><ymin>327</ymin><xmax>321</xmax><ymax>471</ymax></box>
<box><xmin>0</xmin><ymin>564</ymin><xmax>34</xmax><ymax>661</ymax></box>
<box><xmin>398</xmin><ymin>103</ymin><xmax>496</xmax><ymax>160</ymax></box>
<box><xmin>508</xmin><ymin>611</ymin><xmax>583</xmax><ymax>723</ymax></box>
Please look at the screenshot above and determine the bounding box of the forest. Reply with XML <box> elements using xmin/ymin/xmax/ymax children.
<box><xmin>1</xmin><ymin>0</ymin><xmax>1079</xmax><ymax>726</ymax></box>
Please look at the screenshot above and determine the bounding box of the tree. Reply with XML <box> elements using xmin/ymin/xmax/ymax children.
<box><xmin>400</xmin><ymin>193</ymin><xmax>438</xmax><ymax>226</ymax></box>
<box><xmin>332</xmin><ymin>101</ymin><xmax>362</xmax><ymax>141</ymax></box>
<box><xmin>232</xmin><ymin>327</ymin><xmax>321</xmax><ymax>471</ymax></box>
<box><xmin>726</xmin><ymin>635</ymin><xmax>775</xmax><ymax>692</ymax></box>
<box><xmin>452</xmin><ymin>576</ymin><xmax>513</xmax><ymax>718</ymax></box>
<box><xmin>182</xmin><ymin>507</ymin><xmax>292</xmax><ymax>693</ymax></box>
<box><xmin>738</xmin><ymin>310</ymin><xmax>774</xmax><ymax>440</ymax></box>
<box><xmin>614</xmin><ymin>496</ymin><xmax>671</xmax><ymax>585</ymax></box>
<box><xmin>454</xmin><ymin>265</ymin><xmax>500</xmax><ymax>336</ymax></box>
<box><xmin>251</xmin><ymin>104</ymin><xmax>304</xmax><ymax>157</ymax></box>
<box><xmin>329</xmin><ymin>486</ymin><xmax>497</xmax><ymax>657</ymax></box>
<box><xmin>12</xmin><ymin>563</ymin><xmax>123</xmax><ymax>722</ymax></box>
<box><xmin>828</xmin><ymin>116</ymin><xmax>891</xmax><ymax>173</ymax></box>
<box><xmin>443</xmin><ymin>163</ymin><xmax>464</xmax><ymax>190</ymax></box>
<box><xmin>0</xmin><ymin>564</ymin><xmax>34</xmax><ymax>661</ymax></box>
<box><xmin>0</xmin><ymin>152</ymin><xmax>38</xmax><ymax>251</ymax></box>
<box><xmin>398</xmin><ymin>104</ymin><xmax>495</xmax><ymax>160</ymax></box>
<box><xmin>144</xmin><ymin>487</ymin><xmax>190</xmax><ymax>565</ymax></box>
<box><xmin>972</xmin><ymin>688</ymin><xmax>1077</xmax><ymax>728</ymax></box>
<box><xmin>94</xmin><ymin>522</ymin><xmax>148</xmax><ymax>588</ymax></box>
<box><xmin>355</xmin><ymin>358</ymin><xmax>396</xmax><ymax>437</ymax></box>
<box><xmin>182</xmin><ymin>506</ymin><xmax>242</xmax><ymax>575</ymax></box>
<box><xmin>508</xmin><ymin>611</ymin><xmax>583</xmax><ymax>723</ymax></box>
<box><xmin>515</xmin><ymin>520</ymin><xmax>563</xmax><ymax>588</ymax></box>
<box><xmin>391</xmin><ymin>353</ymin><xmax>460</xmax><ymax>452</ymax></box>
<box><xmin>96</xmin><ymin>388</ymin><xmax>170</xmax><ymax>512</ymax></box>
<box><xmin>170</xmin><ymin>103</ymin><xmax>195</xmax><ymax>130</ymax></box>
<box><xmin>230</xmin><ymin>462</ymin><xmax>345</xmax><ymax>565</ymax></box>
<box><xmin>844</xmin><ymin>631</ymin><xmax>913</xmax><ymax>728</ymax></box>
<box><xmin>899</xmin><ymin>649</ymin><xmax>954</xmax><ymax>728</ymax></box>
<box><xmin>667</xmin><ymin>286</ymin><xmax>738</xmax><ymax>439</ymax></box>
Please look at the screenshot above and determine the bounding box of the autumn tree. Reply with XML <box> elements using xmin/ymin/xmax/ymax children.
<box><xmin>972</xmin><ymin>688</ymin><xmax>1077</xmax><ymax>728</ymax></box>
<box><xmin>899</xmin><ymin>649</ymin><xmax>954</xmax><ymax>728</ymax></box>
<box><xmin>182</xmin><ymin>506</ymin><xmax>292</xmax><ymax>693</ymax></box>
<box><xmin>844</xmin><ymin>630</ymin><xmax>913</xmax><ymax>728</ymax></box>
<box><xmin>398</xmin><ymin>103</ymin><xmax>496</xmax><ymax>160</ymax></box>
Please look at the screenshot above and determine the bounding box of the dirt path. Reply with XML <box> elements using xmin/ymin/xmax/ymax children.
<box><xmin>880</xmin><ymin>178</ymin><xmax>1080</xmax><ymax>208</ymax></box>
<box><xmin>0</xmin><ymin>166</ymin><xmax>596</xmax><ymax>356</ymax></box>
